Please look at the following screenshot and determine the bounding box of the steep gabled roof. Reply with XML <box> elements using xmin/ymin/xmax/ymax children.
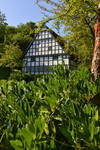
<box><xmin>22</xmin><ymin>25</ymin><xmax>66</xmax><ymax>59</ymax></box>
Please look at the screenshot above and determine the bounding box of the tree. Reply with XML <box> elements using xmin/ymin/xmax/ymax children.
<box><xmin>4</xmin><ymin>22</ymin><xmax>37</xmax><ymax>52</ymax></box>
<box><xmin>91</xmin><ymin>0</ymin><xmax>100</xmax><ymax>80</ymax></box>
<box><xmin>4</xmin><ymin>26</ymin><xmax>18</xmax><ymax>44</ymax></box>
<box><xmin>0</xmin><ymin>21</ymin><xmax>37</xmax><ymax>70</ymax></box>
<box><xmin>0</xmin><ymin>11</ymin><xmax>7</xmax><ymax>43</ymax></box>
<box><xmin>36</xmin><ymin>0</ymin><xmax>98</xmax><ymax>67</ymax></box>
<box><xmin>0</xmin><ymin>44</ymin><xmax>22</xmax><ymax>68</ymax></box>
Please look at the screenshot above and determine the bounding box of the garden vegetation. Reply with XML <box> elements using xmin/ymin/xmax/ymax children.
<box><xmin>0</xmin><ymin>65</ymin><xmax>100</xmax><ymax>150</ymax></box>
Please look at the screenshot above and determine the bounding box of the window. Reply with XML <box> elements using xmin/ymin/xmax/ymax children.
<box><xmin>49</xmin><ymin>34</ymin><xmax>51</xmax><ymax>38</ymax></box>
<box><xmin>29</xmin><ymin>49</ymin><xmax>32</xmax><ymax>53</ymax></box>
<box><xmin>31</xmin><ymin>62</ymin><xmax>35</xmax><ymax>66</ymax></box>
<box><xmin>52</xmin><ymin>43</ymin><xmax>55</xmax><ymax>46</ymax></box>
<box><xmin>58</xmin><ymin>55</ymin><xmax>62</xmax><ymax>59</ymax></box>
<box><xmin>42</xmin><ymin>35</ymin><xmax>44</xmax><ymax>38</ymax></box>
<box><xmin>55</xmin><ymin>50</ymin><xmax>58</xmax><ymax>54</ymax></box>
<box><xmin>45</xmin><ymin>51</ymin><xmax>48</xmax><ymax>54</ymax></box>
<box><xmin>26</xmin><ymin>66</ymin><xmax>31</xmax><ymax>72</ymax></box>
<box><xmin>42</xmin><ymin>52</ymin><xmax>44</xmax><ymax>55</ymax></box>
<box><xmin>39</xmin><ymin>48</ymin><xmax>41</xmax><ymax>51</ymax></box>
<box><xmin>44</xmin><ymin>61</ymin><xmax>48</xmax><ymax>66</ymax></box>
<box><xmin>59</xmin><ymin>50</ymin><xmax>62</xmax><ymax>53</ymax></box>
<box><xmin>64</xmin><ymin>59</ymin><xmax>68</xmax><ymax>64</ymax></box>
<box><xmin>56</xmin><ymin>46</ymin><xmax>59</xmax><ymax>49</ymax></box>
<box><xmin>49</xmin><ymin>43</ymin><xmax>52</xmax><ymax>46</ymax></box>
<box><xmin>63</xmin><ymin>55</ymin><xmax>68</xmax><ymax>58</ymax></box>
<box><xmin>36</xmin><ymin>52</ymin><xmax>38</xmax><ymax>55</ymax></box>
<box><xmin>46</xmin><ymin>43</ymin><xmax>48</xmax><ymax>47</ymax></box>
<box><xmin>53</xmin><ymin>60</ymin><xmax>57</xmax><ymax>65</ymax></box>
<box><xmin>48</xmin><ymin>46</ymin><xmax>52</xmax><ymax>51</ymax></box>
<box><xmin>36</xmin><ymin>36</ymin><xmax>38</xmax><ymax>40</ymax></box>
<box><xmin>49</xmin><ymin>56</ymin><xmax>52</xmax><ymax>60</ymax></box>
<box><xmin>49</xmin><ymin>51</ymin><xmax>51</xmax><ymax>54</ymax></box>
<box><xmin>31</xmin><ymin>57</ymin><xmax>35</xmax><ymax>62</ymax></box>
<box><xmin>33</xmin><ymin>48</ymin><xmax>35</xmax><ymax>52</ymax></box>
<box><xmin>36</xmin><ymin>57</ymin><xmax>39</xmax><ymax>61</ymax></box>
<box><xmin>49</xmin><ymin>39</ymin><xmax>52</xmax><ymax>42</ymax></box>
<box><xmin>52</xmin><ymin>47</ymin><xmax>55</xmax><ymax>50</ymax></box>
<box><xmin>39</xmin><ymin>35</ymin><xmax>41</xmax><ymax>39</ymax></box>
<box><xmin>27</xmin><ymin>62</ymin><xmax>30</xmax><ymax>66</ymax></box>
<box><xmin>39</xmin><ymin>66</ymin><xmax>43</xmax><ymax>72</ymax></box>
<box><xmin>40</xmin><ymin>57</ymin><xmax>43</xmax><ymax>61</ymax></box>
<box><xmin>44</xmin><ymin>66</ymin><xmax>49</xmax><ymax>72</ymax></box>
<box><xmin>56</xmin><ymin>42</ymin><xmax>58</xmax><ymax>45</ymax></box>
<box><xmin>58</xmin><ymin>60</ymin><xmax>62</xmax><ymax>64</ymax></box>
<box><xmin>40</xmin><ymin>62</ymin><xmax>44</xmax><ymax>66</ymax></box>
<box><xmin>44</xmin><ymin>57</ymin><xmax>48</xmax><ymax>60</ymax></box>
<box><xmin>33</xmin><ymin>45</ymin><xmax>35</xmax><ymax>48</ymax></box>
<box><xmin>45</xmin><ymin>35</ymin><xmax>48</xmax><ymax>38</ymax></box>
<box><xmin>35</xmin><ymin>66</ymin><xmax>39</xmax><ymax>72</ymax></box>
<box><xmin>49</xmin><ymin>61</ymin><xmax>53</xmax><ymax>65</ymax></box>
<box><xmin>36</xmin><ymin>62</ymin><xmax>39</xmax><ymax>66</ymax></box>
<box><xmin>36</xmin><ymin>41</ymin><xmax>38</xmax><ymax>44</ymax></box>
<box><xmin>27</xmin><ymin>58</ymin><xmax>31</xmax><ymax>61</ymax></box>
<box><xmin>53</xmin><ymin>56</ymin><xmax>58</xmax><ymax>60</ymax></box>
<box><xmin>40</xmin><ymin>72</ymin><xmax>43</xmax><ymax>74</ymax></box>
<box><xmin>26</xmin><ymin>53</ymin><xmax>30</xmax><ymax>56</ymax></box>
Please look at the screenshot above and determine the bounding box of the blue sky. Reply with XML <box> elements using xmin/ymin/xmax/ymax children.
<box><xmin>0</xmin><ymin>0</ymin><xmax>49</xmax><ymax>27</ymax></box>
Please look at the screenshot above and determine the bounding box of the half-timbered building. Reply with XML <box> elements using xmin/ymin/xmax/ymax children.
<box><xmin>22</xmin><ymin>26</ymin><xmax>76</xmax><ymax>74</ymax></box>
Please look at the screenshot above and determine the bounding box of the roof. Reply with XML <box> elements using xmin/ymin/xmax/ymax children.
<box><xmin>22</xmin><ymin>25</ymin><xmax>75</xmax><ymax>60</ymax></box>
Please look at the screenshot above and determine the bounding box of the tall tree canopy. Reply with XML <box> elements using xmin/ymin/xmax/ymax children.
<box><xmin>0</xmin><ymin>11</ymin><xmax>7</xmax><ymax>47</ymax></box>
<box><xmin>4</xmin><ymin>22</ymin><xmax>37</xmax><ymax>51</ymax></box>
<box><xmin>36</xmin><ymin>0</ymin><xmax>98</xmax><ymax>67</ymax></box>
<box><xmin>0</xmin><ymin>11</ymin><xmax>7</xmax><ymax>40</ymax></box>
<box><xmin>0</xmin><ymin>15</ymin><xmax>37</xmax><ymax>69</ymax></box>
<box><xmin>0</xmin><ymin>44</ymin><xmax>22</xmax><ymax>68</ymax></box>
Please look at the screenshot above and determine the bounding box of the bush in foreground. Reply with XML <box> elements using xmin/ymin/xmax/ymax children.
<box><xmin>0</xmin><ymin>65</ymin><xmax>100</xmax><ymax>150</ymax></box>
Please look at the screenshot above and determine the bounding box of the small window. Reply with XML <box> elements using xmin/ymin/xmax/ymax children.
<box><xmin>40</xmin><ymin>62</ymin><xmax>44</xmax><ymax>66</ymax></box>
<box><xmin>53</xmin><ymin>60</ymin><xmax>57</xmax><ymax>65</ymax></box>
<box><xmin>36</xmin><ymin>62</ymin><xmax>39</xmax><ymax>66</ymax></box>
<box><xmin>27</xmin><ymin>58</ymin><xmax>31</xmax><ymax>61</ymax></box>
<box><xmin>36</xmin><ymin>57</ymin><xmax>39</xmax><ymax>61</ymax></box>
<box><xmin>48</xmin><ymin>46</ymin><xmax>52</xmax><ymax>51</ymax></box>
<box><xmin>49</xmin><ymin>61</ymin><xmax>53</xmax><ymax>65</ymax></box>
<box><xmin>63</xmin><ymin>54</ymin><xmax>68</xmax><ymax>58</ymax></box>
<box><xmin>40</xmin><ymin>57</ymin><xmax>43</xmax><ymax>61</ymax></box>
<box><xmin>44</xmin><ymin>57</ymin><xmax>48</xmax><ymax>60</ymax></box>
<box><xmin>31</xmin><ymin>57</ymin><xmax>35</xmax><ymax>62</ymax></box>
<box><xmin>49</xmin><ymin>56</ymin><xmax>53</xmax><ymax>60</ymax></box>
<box><xmin>53</xmin><ymin>56</ymin><xmax>58</xmax><ymax>60</ymax></box>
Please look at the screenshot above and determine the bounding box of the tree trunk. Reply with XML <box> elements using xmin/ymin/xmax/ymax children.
<box><xmin>91</xmin><ymin>2</ymin><xmax>100</xmax><ymax>80</ymax></box>
<box><xmin>91</xmin><ymin>1</ymin><xmax>100</xmax><ymax>107</ymax></box>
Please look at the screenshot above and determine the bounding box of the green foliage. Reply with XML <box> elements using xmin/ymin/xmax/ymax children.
<box><xmin>8</xmin><ymin>69</ymin><xmax>42</xmax><ymax>82</ymax></box>
<box><xmin>0</xmin><ymin>44</ymin><xmax>22</xmax><ymax>68</ymax></box>
<box><xmin>0</xmin><ymin>66</ymin><xmax>100</xmax><ymax>150</ymax></box>
<box><xmin>0</xmin><ymin>13</ymin><xmax>37</xmax><ymax>69</ymax></box>
<box><xmin>11</xmin><ymin>32</ymin><xmax>32</xmax><ymax>52</ymax></box>
<box><xmin>0</xmin><ymin>11</ymin><xmax>7</xmax><ymax>43</ymax></box>
<box><xmin>5</xmin><ymin>22</ymin><xmax>37</xmax><ymax>52</ymax></box>
<box><xmin>0</xmin><ymin>67</ymin><xmax>11</xmax><ymax>79</ymax></box>
<box><xmin>36</xmin><ymin>0</ymin><xmax>98</xmax><ymax>67</ymax></box>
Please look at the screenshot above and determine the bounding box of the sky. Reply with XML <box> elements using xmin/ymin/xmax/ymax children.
<box><xmin>0</xmin><ymin>0</ymin><xmax>52</xmax><ymax>27</ymax></box>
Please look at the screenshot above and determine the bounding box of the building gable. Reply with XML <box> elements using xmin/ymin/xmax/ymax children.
<box><xmin>22</xmin><ymin>26</ymin><xmax>75</xmax><ymax>74</ymax></box>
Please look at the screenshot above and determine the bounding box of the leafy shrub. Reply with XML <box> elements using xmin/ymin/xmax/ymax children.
<box><xmin>0</xmin><ymin>67</ymin><xmax>11</xmax><ymax>80</ymax></box>
<box><xmin>0</xmin><ymin>65</ymin><xmax>100</xmax><ymax>150</ymax></box>
<box><xmin>8</xmin><ymin>69</ymin><xmax>42</xmax><ymax>82</ymax></box>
